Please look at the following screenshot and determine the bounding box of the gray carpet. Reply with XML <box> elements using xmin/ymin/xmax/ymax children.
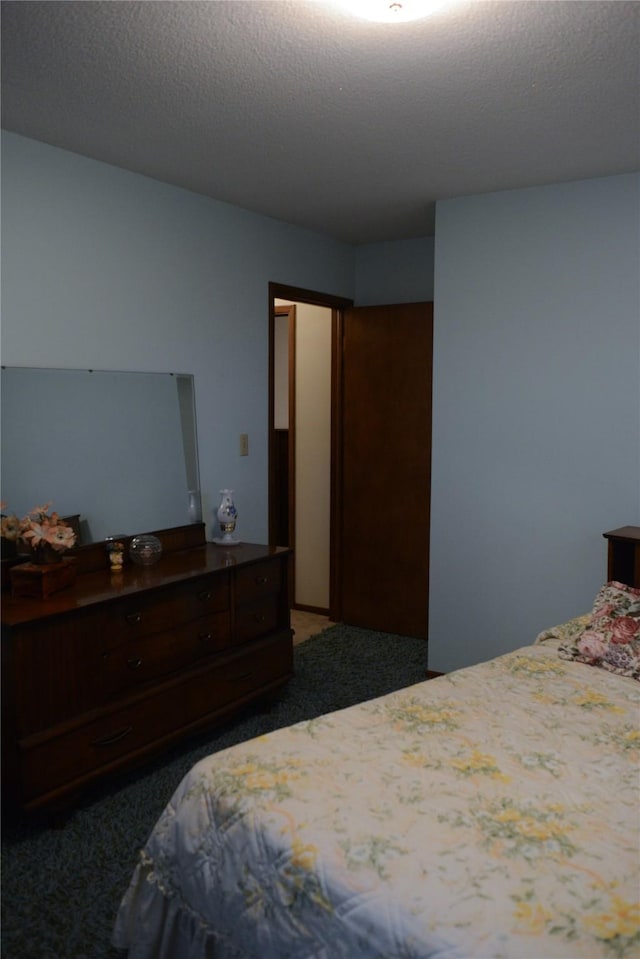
<box><xmin>1</xmin><ymin>624</ymin><xmax>428</xmax><ymax>959</ymax></box>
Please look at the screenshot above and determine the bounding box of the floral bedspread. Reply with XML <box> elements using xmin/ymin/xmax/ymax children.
<box><xmin>113</xmin><ymin>626</ymin><xmax>640</xmax><ymax>959</ymax></box>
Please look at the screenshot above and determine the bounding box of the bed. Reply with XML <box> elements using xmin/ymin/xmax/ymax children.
<box><xmin>112</xmin><ymin>581</ymin><xmax>640</xmax><ymax>959</ymax></box>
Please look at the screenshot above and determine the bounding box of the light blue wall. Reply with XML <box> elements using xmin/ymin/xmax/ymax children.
<box><xmin>354</xmin><ymin>237</ymin><xmax>434</xmax><ymax>304</ymax></box>
<box><xmin>3</xmin><ymin>135</ymin><xmax>638</xmax><ymax>672</ymax></box>
<box><xmin>1</xmin><ymin>132</ymin><xmax>355</xmax><ymax>542</ymax></box>
<box><xmin>430</xmin><ymin>173</ymin><xmax>640</xmax><ymax>673</ymax></box>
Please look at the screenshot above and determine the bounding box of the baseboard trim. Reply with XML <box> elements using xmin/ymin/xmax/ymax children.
<box><xmin>292</xmin><ymin>603</ymin><xmax>330</xmax><ymax>616</ymax></box>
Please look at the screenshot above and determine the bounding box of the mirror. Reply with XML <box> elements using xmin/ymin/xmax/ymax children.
<box><xmin>1</xmin><ymin>367</ymin><xmax>201</xmax><ymax>544</ymax></box>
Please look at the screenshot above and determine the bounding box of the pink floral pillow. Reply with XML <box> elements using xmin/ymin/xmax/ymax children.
<box><xmin>558</xmin><ymin>581</ymin><xmax>640</xmax><ymax>680</ymax></box>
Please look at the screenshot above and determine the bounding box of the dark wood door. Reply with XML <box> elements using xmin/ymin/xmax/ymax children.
<box><xmin>339</xmin><ymin>302</ymin><xmax>433</xmax><ymax>638</ymax></box>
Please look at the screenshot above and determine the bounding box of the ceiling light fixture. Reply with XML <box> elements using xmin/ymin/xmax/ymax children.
<box><xmin>335</xmin><ymin>0</ymin><xmax>445</xmax><ymax>22</ymax></box>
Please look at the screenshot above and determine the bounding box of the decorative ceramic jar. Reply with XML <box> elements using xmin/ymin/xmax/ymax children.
<box><xmin>214</xmin><ymin>489</ymin><xmax>239</xmax><ymax>545</ymax></box>
<box><xmin>129</xmin><ymin>534</ymin><xmax>163</xmax><ymax>566</ymax></box>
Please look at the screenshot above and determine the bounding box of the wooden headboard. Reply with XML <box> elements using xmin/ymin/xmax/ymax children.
<box><xmin>603</xmin><ymin>527</ymin><xmax>640</xmax><ymax>588</ymax></box>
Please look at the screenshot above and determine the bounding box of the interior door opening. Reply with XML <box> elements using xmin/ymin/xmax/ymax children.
<box><xmin>269</xmin><ymin>283</ymin><xmax>433</xmax><ymax>642</ymax></box>
<box><xmin>269</xmin><ymin>283</ymin><xmax>350</xmax><ymax>621</ymax></box>
<box><xmin>271</xmin><ymin>299</ymin><xmax>333</xmax><ymax>614</ymax></box>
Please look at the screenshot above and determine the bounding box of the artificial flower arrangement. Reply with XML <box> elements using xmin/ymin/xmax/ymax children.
<box><xmin>1</xmin><ymin>502</ymin><xmax>77</xmax><ymax>554</ymax></box>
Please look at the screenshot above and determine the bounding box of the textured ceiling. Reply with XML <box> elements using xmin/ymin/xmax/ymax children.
<box><xmin>2</xmin><ymin>0</ymin><xmax>639</xmax><ymax>243</ymax></box>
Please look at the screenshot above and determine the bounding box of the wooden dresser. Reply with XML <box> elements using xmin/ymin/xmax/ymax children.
<box><xmin>1</xmin><ymin>525</ymin><xmax>293</xmax><ymax>815</ymax></box>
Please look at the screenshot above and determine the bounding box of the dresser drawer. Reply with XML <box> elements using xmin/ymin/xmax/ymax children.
<box><xmin>104</xmin><ymin>574</ymin><xmax>229</xmax><ymax>644</ymax></box>
<box><xmin>183</xmin><ymin>631</ymin><xmax>294</xmax><ymax>722</ymax></box>
<box><xmin>20</xmin><ymin>631</ymin><xmax>293</xmax><ymax>806</ymax></box>
<box><xmin>234</xmin><ymin>595</ymin><xmax>280</xmax><ymax>645</ymax></box>
<box><xmin>21</xmin><ymin>687</ymin><xmax>186</xmax><ymax>802</ymax></box>
<box><xmin>235</xmin><ymin>558</ymin><xmax>282</xmax><ymax>605</ymax></box>
<box><xmin>101</xmin><ymin>610</ymin><xmax>231</xmax><ymax>696</ymax></box>
<box><xmin>12</xmin><ymin>609</ymin><xmax>112</xmax><ymax>735</ymax></box>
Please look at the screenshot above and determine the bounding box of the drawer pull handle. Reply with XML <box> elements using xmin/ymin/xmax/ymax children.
<box><xmin>198</xmin><ymin>589</ymin><xmax>212</xmax><ymax>602</ymax></box>
<box><xmin>91</xmin><ymin>725</ymin><xmax>133</xmax><ymax>747</ymax></box>
<box><xmin>199</xmin><ymin>632</ymin><xmax>213</xmax><ymax>643</ymax></box>
<box><xmin>125</xmin><ymin>612</ymin><xmax>142</xmax><ymax>625</ymax></box>
<box><xmin>127</xmin><ymin>657</ymin><xmax>143</xmax><ymax>670</ymax></box>
<box><xmin>254</xmin><ymin>614</ymin><xmax>266</xmax><ymax>624</ymax></box>
<box><xmin>233</xmin><ymin>671</ymin><xmax>253</xmax><ymax>682</ymax></box>
<box><xmin>255</xmin><ymin>576</ymin><xmax>268</xmax><ymax>585</ymax></box>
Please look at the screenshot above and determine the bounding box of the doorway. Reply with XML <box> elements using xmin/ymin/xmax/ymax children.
<box><xmin>269</xmin><ymin>283</ymin><xmax>433</xmax><ymax>639</ymax></box>
<box><xmin>270</xmin><ymin>285</ymin><xmax>349</xmax><ymax>615</ymax></box>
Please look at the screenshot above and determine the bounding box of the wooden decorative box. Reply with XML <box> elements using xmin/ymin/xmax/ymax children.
<box><xmin>10</xmin><ymin>558</ymin><xmax>77</xmax><ymax>599</ymax></box>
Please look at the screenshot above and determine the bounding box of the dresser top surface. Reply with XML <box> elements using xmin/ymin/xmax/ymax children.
<box><xmin>2</xmin><ymin>542</ymin><xmax>290</xmax><ymax>627</ymax></box>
